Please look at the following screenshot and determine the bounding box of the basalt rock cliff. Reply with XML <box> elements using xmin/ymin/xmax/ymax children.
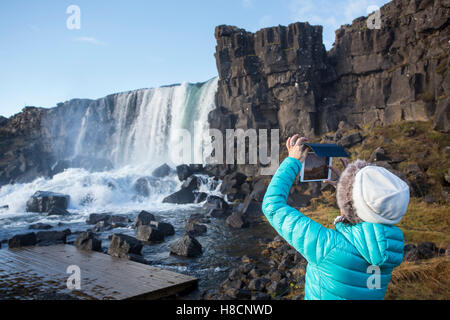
<box><xmin>210</xmin><ymin>0</ymin><xmax>450</xmax><ymax>139</ymax></box>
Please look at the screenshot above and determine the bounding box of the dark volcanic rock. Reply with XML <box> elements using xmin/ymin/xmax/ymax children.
<box><xmin>152</xmin><ymin>163</ymin><xmax>171</xmax><ymax>178</ymax></box>
<box><xmin>209</xmin><ymin>208</ymin><xmax>232</xmax><ymax>219</ymax></box>
<box><xmin>266</xmin><ymin>279</ymin><xmax>289</xmax><ymax>296</ymax></box>
<box><xmin>36</xmin><ymin>229</ymin><xmax>69</xmax><ymax>245</ymax></box>
<box><xmin>86</xmin><ymin>213</ymin><xmax>128</xmax><ymax>226</ymax></box>
<box><xmin>8</xmin><ymin>232</ymin><xmax>37</xmax><ymax>248</ymax></box>
<box><xmin>29</xmin><ymin>223</ymin><xmax>52</xmax><ymax>230</ymax></box>
<box><xmin>45</xmin><ymin>205</ymin><xmax>70</xmax><ymax>216</ymax></box>
<box><xmin>136</xmin><ymin>225</ymin><xmax>165</xmax><ymax>242</ymax></box>
<box><xmin>185</xmin><ymin>220</ymin><xmax>207</xmax><ymax>236</ymax></box>
<box><xmin>108</xmin><ymin>234</ymin><xmax>143</xmax><ymax>258</ymax></box>
<box><xmin>26</xmin><ymin>191</ymin><xmax>70</xmax><ymax>213</ymax></box>
<box><xmin>403</xmin><ymin>242</ymin><xmax>438</xmax><ymax>261</ymax></box>
<box><xmin>220</xmin><ymin>172</ymin><xmax>247</xmax><ymax>194</ymax></box>
<box><xmin>133</xmin><ymin>210</ymin><xmax>156</xmax><ymax>228</ymax></box>
<box><xmin>204</xmin><ymin>195</ymin><xmax>229</xmax><ymax>210</ymax></box>
<box><xmin>149</xmin><ymin>221</ymin><xmax>175</xmax><ymax>236</ymax></box>
<box><xmin>176</xmin><ymin>164</ymin><xmax>193</xmax><ymax>181</ymax></box>
<box><xmin>226</xmin><ymin>212</ymin><xmax>249</xmax><ymax>229</ymax></box>
<box><xmin>74</xmin><ymin>231</ymin><xmax>102</xmax><ymax>252</ymax></box>
<box><xmin>162</xmin><ymin>176</ymin><xmax>199</xmax><ymax>204</ymax></box>
<box><xmin>169</xmin><ymin>233</ymin><xmax>203</xmax><ymax>257</ymax></box>
<box><xmin>338</xmin><ymin>132</ymin><xmax>363</xmax><ymax>148</ymax></box>
<box><xmin>86</xmin><ymin>213</ymin><xmax>110</xmax><ymax>225</ymax></box>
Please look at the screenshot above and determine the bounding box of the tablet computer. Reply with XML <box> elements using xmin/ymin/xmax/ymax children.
<box><xmin>300</xmin><ymin>152</ymin><xmax>332</xmax><ymax>182</ymax></box>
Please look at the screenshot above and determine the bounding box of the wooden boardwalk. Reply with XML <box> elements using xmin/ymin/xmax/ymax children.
<box><xmin>0</xmin><ymin>244</ymin><xmax>197</xmax><ymax>300</ymax></box>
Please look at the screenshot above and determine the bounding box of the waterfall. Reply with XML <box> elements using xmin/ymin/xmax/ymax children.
<box><xmin>0</xmin><ymin>77</ymin><xmax>220</xmax><ymax>216</ymax></box>
<box><xmin>73</xmin><ymin>77</ymin><xmax>218</xmax><ymax>168</ymax></box>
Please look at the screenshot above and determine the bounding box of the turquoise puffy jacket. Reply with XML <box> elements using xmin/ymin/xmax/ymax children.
<box><xmin>262</xmin><ymin>157</ymin><xmax>405</xmax><ymax>300</ymax></box>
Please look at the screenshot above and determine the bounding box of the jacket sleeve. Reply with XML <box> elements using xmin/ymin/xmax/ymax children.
<box><xmin>262</xmin><ymin>157</ymin><xmax>337</xmax><ymax>265</ymax></box>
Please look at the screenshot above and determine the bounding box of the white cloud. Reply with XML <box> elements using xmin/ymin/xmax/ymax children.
<box><xmin>74</xmin><ymin>37</ymin><xmax>106</xmax><ymax>46</ymax></box>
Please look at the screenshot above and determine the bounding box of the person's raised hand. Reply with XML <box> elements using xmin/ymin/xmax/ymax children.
<box><xmin>286</xmin><ymin>135</ymin><xmax>309</xmax><ymax>163</ymax></box>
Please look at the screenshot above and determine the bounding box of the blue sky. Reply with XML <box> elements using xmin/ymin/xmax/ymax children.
<box><xmin>0</xmin><ymin>0</ymin><xmax>390</xmax><ymax>117</ymax></box>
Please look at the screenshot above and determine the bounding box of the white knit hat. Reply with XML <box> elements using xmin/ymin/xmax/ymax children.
<box><xmin>352</xmin><ymin>166</ymin><xmax>410</xmax><ymax>225</ymax></box>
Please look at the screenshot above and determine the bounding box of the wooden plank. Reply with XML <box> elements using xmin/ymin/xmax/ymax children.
<box><xmin>0</xmin><ymin>245</ymin><xmax>197</xmax><ymax>300</ymax></box>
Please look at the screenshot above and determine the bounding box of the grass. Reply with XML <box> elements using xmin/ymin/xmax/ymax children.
<box><xmin>350</xmin><ymin>121</ymin><xmax>450</xmax><ymax>201</ymax></box>
<box><xmin>386</xmin><ymin>256</ymin><xmax>450</xmax><ymax>300</ymax></box>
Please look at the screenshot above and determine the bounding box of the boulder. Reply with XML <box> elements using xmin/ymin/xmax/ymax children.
<box><xmin>90</xmin><ymin>221</ymin><xmax>113</xmax><ymax>232</ymax></box>
<box><xmin>133</xmin><ymin>210</ymin><xmax>156</xmax><ymax>228</ymax></box>
<box><xmin>108</xmin><ymin>234</ymin><xmax>143</xmax><ymax>258</ymax></box>
<box><xmin>86</xmin><ymin>213</ymin><xmax>128</xmax><ymax>225</ymax></box>
<box><xmin>44</xmin><ymin>205</ymin><xmax>70</xmax><ymax>216</ymax></box>
<box><xmin>162</xmin><ymin>176</ymin><xmax>199</xmax><ymax>204</ymax></box>
<box><xmin>226</xmin><ymin>212</ymin><xmax>249</xmax><ymax>229</ymax></box>
<box><xmin>29</xmin><ymin>223</ymin><xmax>52</xmax><ymax>230</ymax></box>
<box><xmin>249</xmin><ymin>179</ymin><xmax>267</xmax><ymax>202</ymax></box>
<box><xmin>162</xmin><ymin>189</ymin><xmax>195</xmax><ymax>204</ymax></box>
<box><xmin>417</xmin><ymin>242</ymin><xmax>436</xmax><ymax>259</ymax></box>
<box><xmin>404</xmin><ymin>242</ymin><xmax>437</xmax><ymax>261</ymax></box>
<box><xmin>204</xmin><ymin>195</ymin><xmax>229</xmax><ymax>210</ymax></box>
<box><xmin>150</xmin><ymin>221</ymin><xmax>175</xmax><ymax>236</ymax></box>
<box><xmin>176</xmin><ymin>164</ymin><xmax>193</xmax><ymax>181</ymax></box>
<box><xmin>209</xmin><ymin>208</ymin><xmax>232</xmax><ymax>219</ymax></box>
<box><xmin>169</xmin><ymin>233</ymin><xmax>202</xmax><ymax>257</ymax></box>
<box><xmin>239</xmin><ymin>198</ymin><xmax>265</xmax><ymax>221</ymax></box>
<box><xmin>74</xmin><ymin>231</ymin><xmax>102</xmax><ymax>252</ymax></box>
<box><xmin>152</xmin><ymin>163</ymin><xmax>171</xmax><ymax>178</ymax></box>
<box><xmin>26</xmin><ymin>191</ymin><xmax>70</xmax><ymax>213</ymax></box>
<box><xmin>36</xmin><ymin>229</ymin><xmax>70</xmax><ymax>245</ymax></box>
<box><xmin>338</xmin><ymin>132</ymin><xmax>363</xmax><ymax>148</ymax></box>
<box><xmin>8</xmin><ymin>232</ymin><xmax>37</xmax><ymax>248</ymax></box>
<box><xmin>248</xmin><ymin>278</ymin><xmax>270</xmax><ymax>291</ymax></box>
<box><xmin>185</xmin><ymin>221</ymin><xmax>207</xmax><ymax>236</ymax></box>
<box><xmin>86</xmin><ymin>213</ymin><xmax>109</xmax><ymax>225</ymax></box>
<box><xmin>219</xmin><ymin>172</ymin><xmax>248</xmax><ymax>201</ymax></box>
<box><xmin>136</xmin><ymin>225</ymin><xmax>164</xmax><ymax>242</ymax></box>
<box><xmin>266</xmin><ymin>279</ymin><xmax>289</xmax><ymax>296</ymax></box>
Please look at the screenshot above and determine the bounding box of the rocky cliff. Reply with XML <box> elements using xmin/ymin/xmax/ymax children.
<box><xmin>0</xmin><ymin>100</ymin><xmax>92</xmax><ymax>185</ymax></box>
<box><xmin>211</xmin><ymin>0</ymin><xmax>449</xmax><ymax>139</ymax></box>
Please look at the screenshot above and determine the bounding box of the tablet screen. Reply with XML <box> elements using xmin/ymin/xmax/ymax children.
<box><xmin>302</xmin><ymin>153</ymin><xmax>331</xmax><ymax>181</ymax></box>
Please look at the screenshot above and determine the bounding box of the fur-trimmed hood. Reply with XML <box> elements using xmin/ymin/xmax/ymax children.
<box><xmin>336</xmin><ymin>159</ymin><xmax>369</xmax><ymax>224</ymax></box>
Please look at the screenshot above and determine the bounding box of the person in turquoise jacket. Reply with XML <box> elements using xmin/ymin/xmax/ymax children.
<box><xmin>262</xmin><ymin>135</ymin><xmax>410</xmax><ymax>300</ymax></box>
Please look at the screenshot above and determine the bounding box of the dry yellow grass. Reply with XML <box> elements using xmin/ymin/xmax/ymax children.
<box><xmin>386</xmin><ymin>256</ymin><xmax>450</xmax><ymax>300</ymax></box>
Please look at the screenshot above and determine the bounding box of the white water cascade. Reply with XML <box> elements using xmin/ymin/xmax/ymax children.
<box><xmin>74</xmin><ymin>77</ymin><xmax>218</xmax><ymax>167</ymax></box>
<box><xmin>0</xmin><ymin>78</ymin><xmax>220</xmax><ymax>220</ymax></box>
